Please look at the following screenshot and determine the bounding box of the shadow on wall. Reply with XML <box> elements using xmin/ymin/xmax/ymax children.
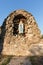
<box><xmin>0</xmin><ymin>18</ymin><xmax>6</xmax><ymax>55</ymax></box>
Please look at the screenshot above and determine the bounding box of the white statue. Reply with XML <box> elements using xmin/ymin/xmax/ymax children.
<box><xmin>19</xmin><ymin>20</ymin><xmax>24</xmax><ymax>34</ymax></box>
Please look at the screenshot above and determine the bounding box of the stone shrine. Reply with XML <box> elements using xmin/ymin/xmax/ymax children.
<box><xmin>0</xmin><ymin>9</ymin><xmax>42</xmax><ymax>56</ymax></box>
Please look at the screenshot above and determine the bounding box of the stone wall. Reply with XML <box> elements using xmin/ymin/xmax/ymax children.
<box><xmin>0</xmin><ymin>10</ymin><xmax>42</xmax><ymax>56</ymax></box>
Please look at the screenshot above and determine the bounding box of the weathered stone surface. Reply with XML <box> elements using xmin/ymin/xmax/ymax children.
<box><xmin>0</xmin><ymin>9</ymin><xmax>43</xmax><ymax>56</ymax></box>
<box><xmin>7</xmin><ymin>57</ymin><xmax>32</xmax><ymax>65</ymax></box>
<box><xmin>28</xmin><ymin>43</ymin><xmax>43</xmax><ymax>56</ymax></box>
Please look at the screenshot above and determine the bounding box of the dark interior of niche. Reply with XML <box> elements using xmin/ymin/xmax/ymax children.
<box><xmin>13</xmin><ymin>14</ymin><xmax>26</xmax><ymax>35</ymax></box>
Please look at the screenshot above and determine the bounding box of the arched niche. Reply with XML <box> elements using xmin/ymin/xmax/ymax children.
<box><xmin>13</xmin><ymin>14</ymin><xmax>26</xmax><ymax>36</ymax></box>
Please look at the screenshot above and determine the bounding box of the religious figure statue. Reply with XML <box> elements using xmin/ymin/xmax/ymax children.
<box><xmin>19</xmin><ymin>20</ymin><xmax>24</xmax><ymax>34</ymax></box>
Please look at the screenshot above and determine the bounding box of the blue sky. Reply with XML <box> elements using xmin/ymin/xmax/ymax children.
<box><xmin>0</xmin><ymin>0</ymin><xmax>43</xmax><ymax>34</ymax></box>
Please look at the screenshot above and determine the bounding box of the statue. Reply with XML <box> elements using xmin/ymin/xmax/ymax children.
<box><xmin>19</xmin><ymin>20</ymin><xmax>24</xmax><ymax>34</ymax></box>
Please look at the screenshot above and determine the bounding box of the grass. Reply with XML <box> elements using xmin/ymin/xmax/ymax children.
<box><xmin>30</xmin><ymin>56</ymin><xmax>43</xmax><ymax>65</ymax></box>
<box><xmin>30</xmin><ymin>56</ymin><xmax>37</xmax><ymax>65</ymax></box>
<box><xmin>0</xmin><ymin>55</ymin><xmax>12</xmax><ymax>65</ymax></box>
